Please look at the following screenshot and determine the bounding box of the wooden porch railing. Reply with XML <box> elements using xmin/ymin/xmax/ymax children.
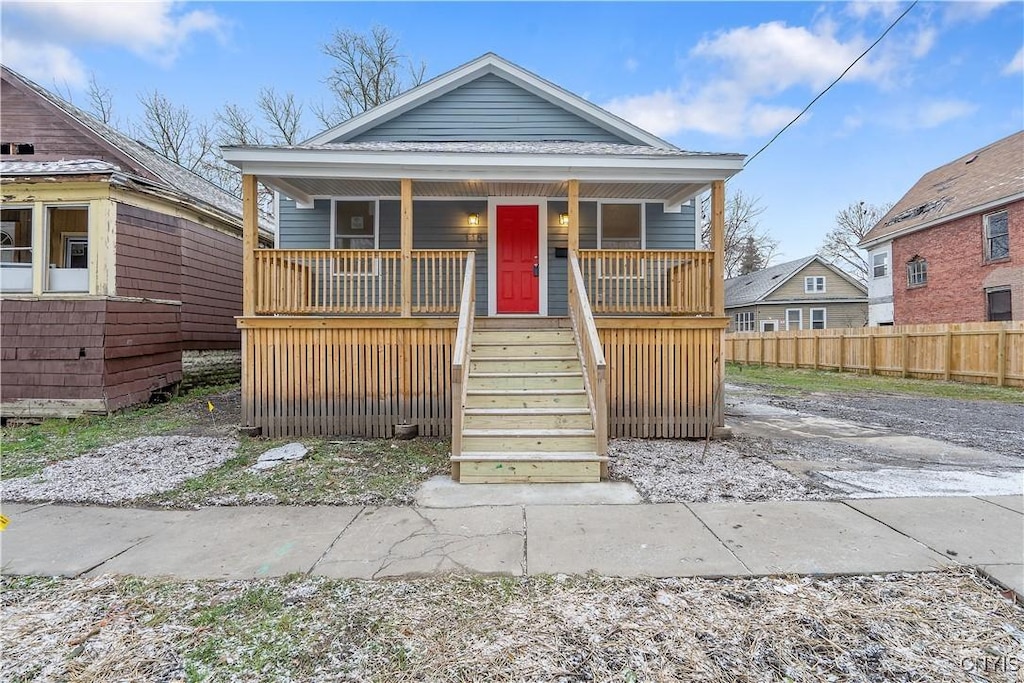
<box><xmin>578</xmin><ymin>249</ymin><xmax>714</xmax><ymax>315</ymax></box>
<box><xmin>450</xmin><ymin>251</ymin><xmax>476</xmax><ymax>471</ymax></box>
<box><xmin>568</xmin><ymin>251</ymin><xmax>608</xmax><ymax>462</ymax></box>
<box><xmin>253</xmin><ymin>248</ymin><xmax>472</xmax><ymax>315</ymax></box>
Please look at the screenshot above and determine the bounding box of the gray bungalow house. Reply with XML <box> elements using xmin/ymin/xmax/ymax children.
<box><xmin>223</xmin><ymin>53</ymin><xmax>744</xmax><ymax>483</ymax></box>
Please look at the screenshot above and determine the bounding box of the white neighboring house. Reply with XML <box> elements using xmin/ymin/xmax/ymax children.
<box><xmin>866</xmin><ymin>242</ymin><xmax>894</xmax><ymax>325</ymax></box>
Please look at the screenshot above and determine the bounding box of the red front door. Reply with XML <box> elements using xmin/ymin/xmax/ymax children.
<box><xmin>496</xmin><ymin>205</ymin><xmax>540</xmax><ymax>314</ymax></box>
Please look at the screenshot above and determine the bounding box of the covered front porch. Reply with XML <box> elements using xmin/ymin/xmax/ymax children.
<box><xmin>227</xmin><ymin>145</ymin><xmax>738</xmax><ymax>481</ymax></box>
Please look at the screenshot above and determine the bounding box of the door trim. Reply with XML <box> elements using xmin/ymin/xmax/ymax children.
<box><xmin>488</xmin><ymin>197</ymin><xmax>548</xmax><ymax>317</ymax></box>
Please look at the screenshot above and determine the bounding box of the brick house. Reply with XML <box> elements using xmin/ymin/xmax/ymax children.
<box><xmin>0</xmin><ymin>65</ymin><xmax>271</xmax><ymax>418</ymax></box>
<box><xmin>859</xmin><ymin>131</ymin><xmax>1023</xmax><ymax>325</ymax></box>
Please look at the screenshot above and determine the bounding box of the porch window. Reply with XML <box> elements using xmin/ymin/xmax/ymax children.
<box><xmin>734</xmin><ymin>311</ymin><xmax>754</xmax><ymax>331</ymax></box>
<box><xmin>331</xmin><ymin>199</ymin><xmax>378</xmax><ymax>275</ymax></box>
<box><xmin>786</xmin><ymin>308</ymin><xmax>802</xmax><ymax>330</ymax></box>
<box><xmin>872</xmin><ymin>252</ymin><xmax>888</xmax><ymax>278</ymax></box>
<box><xmin>804</xmin><ymin>276</ymin><xmax>826</xmax><ymax>293</ymax></box>
<box><xmin>987</xmin><ymin>288</ymin><xmax>1012</xmax><ymax>322</ymax></box>
<box><xmin>984</xmin><ymin>210</ymin><xmax>1009</xmax><ymax>261</ymax></box>
<box><xmin>906</xmin><ymin>257</ymin><xmax>927</xmax><ymax>287</ymax></box>
<box><xmin>598</xmin><ymin>203</ymin><xmax>644</xmax><ymax>250</ymax></box>
<box><xmin>810</xmin><ymin>307</ymin><xmax>826</xmax><ymax>329</ymax></box>
<box><xmin>0</xmin><ymin>207</ymin><xmax>33</xmax><ymax>292</ymax></box>
<box><xmin>46</xmin><ymin>206</ymin><xmax>89</xmax><ymax>292</ymax></box>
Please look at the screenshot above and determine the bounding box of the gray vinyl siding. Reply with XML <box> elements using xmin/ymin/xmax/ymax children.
<box><xmin>345</xmin><ymin>73</ymin><xmax>628</xmax><ymax>143</ymax></box>
<box><xmin>278</xmin><ymin>198</ymin><xmax>331</xmax><ymax>248</ymax></box>
<box><xmin>646</xmin><ymin>202</ymin><xmax>696</xmax><ymax>249</ymax></box>
<box><xmin>547</xmin><ymin>201</ymin><xmax>598</xmax><ymax>315</ymax></box>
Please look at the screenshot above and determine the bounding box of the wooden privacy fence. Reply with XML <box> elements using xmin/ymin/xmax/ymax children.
<box><xmin>253</xmin><ymin>249</ymin><xmax>471</xmax><ymax>315</ymax></box>
<box><xmin>578</xmin><ymin>249</ymin><xmax>714</xmax><ymax>315</ymax></box>
<box><xmin>725</xmin><ymin>322</ymin><xmax>1024</xmax><ymax>387</ymax></box>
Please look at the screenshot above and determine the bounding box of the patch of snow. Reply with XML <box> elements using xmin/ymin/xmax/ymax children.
<box><xmin>818</xmin><ymin>468</ymin><xmax>1024</xmax><ymax>498</ymax></box>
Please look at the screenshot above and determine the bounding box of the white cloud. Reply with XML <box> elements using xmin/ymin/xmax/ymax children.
<box><xmin>1</xmin><ymin>37</ymin><xmax>87</xmax><ymax>88</ymax></box>
<box><xmin>624</xmin><ymin>58</ymin><xmax>639</xmax><ymax>73</ymax></box>
<box><xmin>1004</xmin><ymin>47</ymin><xmax>1024</xmax><ymax>75</ymax></box>
<box><xmin>604</xmin><ymin>21</ymin><xmax>889</xmax><ymax>139</ymax></box>
<box><xmin>2</xmin><ymin>1</ymin><xmax>225</xmax><ymax>67</ymax></box>
<box><xmin>845</xmin><ymin>1</ymin><xmax>903</xmax><ymax>21</ymax></box>
<box><xmin>911</xmin><ymin>27</ymin><xmax>937</xmax><ymax>59</ymax></box>
<box><xmin>885</xmin><ymin>99</ymin><xmax>978</xmax><ymax>130</ymax></box>
<box><xmin>943</xmin><ymin>0</ymin><xmax>1009</xmax><ymax>23</ymax></box>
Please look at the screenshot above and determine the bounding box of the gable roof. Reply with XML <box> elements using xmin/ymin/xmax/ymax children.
<box><xmin>1</xmin><ymin>64</ymin><xmax>254</xmax><ymax>231</ymax></box>
<box><xmin>860</xmin><ymin>130</ymin><xmax>1024</xmax><ymax>248</ymax></box>
<box><xmin>724</xmin><ymin>255</ymin><xmax>866</xmax><ymax>308</ymax></box>
<box><xmin>306</xmin><ymin>52</ymin><xmax>675</xmax><ymax>149</ymax></box>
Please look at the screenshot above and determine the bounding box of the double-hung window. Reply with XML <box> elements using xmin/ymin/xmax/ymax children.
<box><xmin>597</xmin><ymin>202</ymin><xmax>645</xmax><ymax>278</ymax></box>
<box><xmin>872</xmin><ymin>252</ymin><xmax>888</xmax><ymax>278</ymax></box>
<box><xmin>906</xmin><ymin>257</ymin><xmax>927</xmax><ymax>287</ymax></box>
<box><xmin>331</xmin><ymin>199</ymin><xmax>379</xmax><ymax>276</ymax></box>
<box><xmin>734</xmin><ymin>311</ymin><xmax>754</xmax><ymax>332</ymax></box>
<box><xmin>984</xmin><ymin>210</ymin><xmax>1009</xmax><ymax>261</ymax></box>
<box><xmin>810</xmin><ymin>308</ymin><xmax>826</xmax><ymax>329</ymax></box>
<box><xmin>786</xmin><ymin>308</ymin><xmax>802</xmax><ymax>330</ymax></box>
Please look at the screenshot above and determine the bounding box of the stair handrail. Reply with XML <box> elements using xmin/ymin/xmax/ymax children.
<box><xmin>568</xmin><ymin>251</ymin><xmax>608</xmax><ymax>458</ymax></box>
<box><xmin>451</xmin><ymin>251</ymin><xmax>476</xmax><ymax>464</ymax></box>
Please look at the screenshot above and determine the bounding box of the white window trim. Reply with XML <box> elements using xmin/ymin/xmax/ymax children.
<box><xmin>330</xmin><ymin>197</ymin><xmax>380</xmax><ymax>277</ymax></box>
<box><xmin>906</xmin><ymin>258</ymin><xmax>927</xmax><ymax>287</ymax></box>
<box><xmin>809</xmin><ymin>307</ymin><xmax>827</xmax><ymax>329</ymax></box>
<box><xmin>983</xmin><ymin>209</ymin><xmax>1009</xmax><ymax>261</ymax></box>
<box><xmin>734</xmin><ymin>310</ymin><xmax>754</xmax><ymax>332</ymax></box>
<box><xmin>597</xmin><ymin>200</ymin><xmax>646</xmax><ymax>279</ymax></box>
<box><xmin>487</xmin><ymin>197</ymin><xmax>548</xmax><ymax>317</ymax></box>
<box><xmin>804</xmin><ymin>276</ymin><xmax>826</xmax><ymax>293</ymax></box>
<box><xmin>872</xmin><ymin>252</ymin><xmax>888</xmax><ymax>278</ymax></box>
<box><xmin>61</xmin><ymin>233</ymin><xmax>89</xmax><ymax>269</ymax></box>
<box><xmin>786</xmin><ymin>308</ymin><xmax>803</xmax><ymax>330</ymax></box>
<box><xmin>760</xmin><ymin>319</ymin><xmax>778</xmax><ymax>332</ymax></box>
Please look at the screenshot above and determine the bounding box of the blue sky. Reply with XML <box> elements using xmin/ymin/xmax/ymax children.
<box><xmin>2</xmin><ymin>1</ymin><xmax>1022</xmax><ymax>260</ymax></box>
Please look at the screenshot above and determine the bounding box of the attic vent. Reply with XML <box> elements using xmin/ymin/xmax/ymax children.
<box><xmin>1</xmin><ymin>142</ymin><xmax>34</xmax><ymax>155</ymax></box>
<box><xmin>965</xmin><ymin>154</ymin><xmax>978</xmax><ymax>164</ymax></box>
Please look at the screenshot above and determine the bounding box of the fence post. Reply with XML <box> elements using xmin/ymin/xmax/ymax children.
<box><xmin>838</xmin><ymin>334</ymin><xmax>845</xmax><ymax>373</ymax></box>
<box><xmin>901</xmin><ymin>333</ymin><xmax>910</xmax><ymax>379</ymax></box>
<box><xmin>867</xmin><ymin>332</ymin><xmax>875</xmax><ymax>375</ymax></box>
<box><xmin>812</xmin><ymin>334</ymin><xmax>819</xmax><ymax>370</ymax></box>
<box><xmin>793</xmin><ymin>334</ymin><xmax>801</xmax><ymax>368</ymax></box>
<box><xmin>944</xmin><ymin>330</ymin><xmax>953</xmax><ymax>381</ymax></box>
<box><xmin>997</xmin><ymin>328</ymin><xmax>1007</xmax><ymax>387</ymax></box>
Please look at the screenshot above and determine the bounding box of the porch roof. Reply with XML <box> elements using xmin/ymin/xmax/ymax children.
<box><xmin>222</xmin><ymin>141</ymin><xmax>745</xmax><ymax>211</ymax></box>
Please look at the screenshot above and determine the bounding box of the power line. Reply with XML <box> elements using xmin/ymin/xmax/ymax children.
<box><xmin>744</xmin><ymin>0</ymin><xmax>919</xmax><ymax>168</ymax></box>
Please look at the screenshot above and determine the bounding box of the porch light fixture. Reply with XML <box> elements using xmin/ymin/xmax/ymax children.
<box><xmin>558</xmin><ymin>212</ymin><xmax>569</xmax><ymax>226</ymax></box>
<box><xmin>467</xmin><ymin>212</ymin><xmax>480</xmax><ymax>226</ymax></box>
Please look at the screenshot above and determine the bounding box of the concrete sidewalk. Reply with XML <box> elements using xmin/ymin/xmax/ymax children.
<box><xmin>2</xmin><ymin>496</ymin><xmax>1021</xmax><ymax>597</ymax></box>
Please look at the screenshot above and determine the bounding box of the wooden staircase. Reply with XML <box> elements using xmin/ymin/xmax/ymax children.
<box><xmin>451</xmin><ymin>320</ymin><xmax>607</xmax><ymax>483</ymax></box>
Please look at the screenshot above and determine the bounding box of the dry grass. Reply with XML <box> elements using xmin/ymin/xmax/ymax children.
<box><xmin>4</xmin><ymin>569</ymin><xmax>1022</xmax><ymax>682</ymax></box>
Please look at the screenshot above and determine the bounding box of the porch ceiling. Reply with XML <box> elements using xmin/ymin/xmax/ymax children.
<box><xmin>262</xmin><ymin>178</ymin><xmax>708</xmax><ymax>204</ymax></box>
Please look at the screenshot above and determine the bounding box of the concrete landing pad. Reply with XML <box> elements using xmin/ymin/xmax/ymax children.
<box><xmin>415</xmin><ymin>476</ymin><xmax>642</xmax><ymax>507</ymax></box>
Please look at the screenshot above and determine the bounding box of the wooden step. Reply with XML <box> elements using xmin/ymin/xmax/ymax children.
<box><xmin>466</xmin><ymin>372</ymin><xmax>585</xmax><ymax>390</ymax></box>
<box><xmin>470</xmin><ymin>358</ymin><xmax>581</xmax><ymax>373</ymax></box>
<box><xmin>472</xmin><ymin>330</ymin><xmax>575</xmax><ymax>344</ymax></box>
<box><xmin>455</xmin><ymin>453</ymin><xmax>603</xmax><ymax>484</ymax></box>
<box><xmin>471</xmin><ymin>343</ymin><xmax>577</xmax><ymax>358</ymax></box>
<box><xmin>453</xmin><ymin>452</ymin><xmax>607</xmax><ymax>462</ymax></box>
<box><xmin>461</xmin><ymin>428</ymin><xmax>597</xmax><ymax>453</ymax></box>
<box><xmin>474</xmin><ymin>317</ymin><xmax>572</xmax><ymax>330</ymax></box>
<box><xmin>464</xmin><ymin>389</ymin><xmax>590</xmax><ymax>409</ymax></box>
<box><xmin>464</xmin><ymin>407</ymin><xmax>593</xmax><ymax>429</ymax></box>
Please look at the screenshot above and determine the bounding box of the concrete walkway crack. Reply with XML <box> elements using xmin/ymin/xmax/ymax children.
<box><xmin>838</xmin><ymin>500</ymin><xmax>956</xmax><ymax>566</ymax></box>
<box><xmin>77</xmin><ymin>537</ymin><xmax>152</xmax><ymax>577</ymax></box>
<box><xmin>306</xmin><ymin>506</ymin><xmax>364</xmax><ymax>575</ymax></box>
<box><xmin>685</xmin><ymin>504</ymin><xmax>752</xmax><ymax>575</ymax></box>
<box><xmin>521</xmin><ymin>505</ymin><xmax>529</xmax><ymax>576</ymax></box>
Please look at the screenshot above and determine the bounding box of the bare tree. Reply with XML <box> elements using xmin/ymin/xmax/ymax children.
<box><xmin>257</xmin><ymin>87</ymin><xmax>305</xmax><ymax>145</ymax></box>
<box><xmin>136</xmin><ymin>90</ymin><xmax>217</xmax><ymax>175</ymax></box>
<box><xmin>820</xmin><ymin>201</ymin><xmax>893</xmax><ymax>282</ymax></box>
<box><xmin>85</xmin><ymin>73</ymin><xmax>114</xmax><ymax>125</ymax></box>
<box><xmin>320</xmin><ymin>25</ymin><xmax>426</xmax><ymax>125</ymax></box>
<box><xmin>700</xmin><ymin>189</ymin><xmax>779</xmax><ymax>277</ymax></box>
